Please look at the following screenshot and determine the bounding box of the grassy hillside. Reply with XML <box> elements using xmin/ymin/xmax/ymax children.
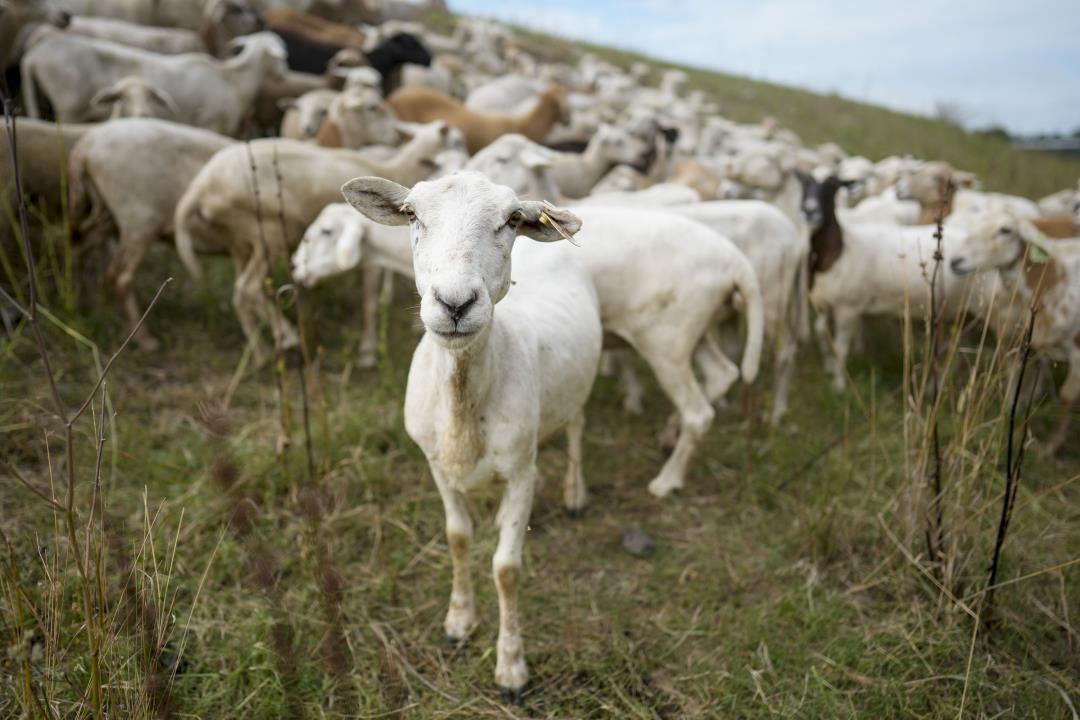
<box><xmin>491</xmin><ymin>19</ymin><xmax>1080</xmax><ymax>200</ymax></box>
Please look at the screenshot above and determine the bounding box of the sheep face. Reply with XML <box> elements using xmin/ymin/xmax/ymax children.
<box><xmin>595</xmin><ymin>124</ymin><xmax>651</xmax><ymax>169</ymax></box>
<box><xmin>335</xmin><ymin>89</ymin><xmax>400</xmax><ymax>146</ymax></box>
<box><xmin>950</xmin><ymin>212</ymin><xmax>1030</xmax><ymax>276</ymax></box>
<box><xmin>292</xmin><ymin>206</ymin><xmax>363</xmax><ymax>287</ymax></box>
<box><xmin>90</xmin><ymin>77</ymin><xmax>178</xmax><ymax>120</ymax></box>
<box><xmin>464</xmin><ymin>135</ymin><xmax>553</xmax><ymax>198</ymax></box>
<box><xmin>342</xmin><ymin>172</ymin><xmax>580</xmax><ymax>350</ymax></box>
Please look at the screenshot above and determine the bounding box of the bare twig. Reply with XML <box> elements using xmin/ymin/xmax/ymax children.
<box><xmin>984</xmin><ymin>303</ymin><xmax>1038</xmax><ymax>624</ymax></box>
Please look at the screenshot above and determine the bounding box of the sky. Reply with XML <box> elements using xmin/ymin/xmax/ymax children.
<box><xmin>451</xmin><ymin>0</ymin><xmax>1080</xmax><ymax>136</ymax></box>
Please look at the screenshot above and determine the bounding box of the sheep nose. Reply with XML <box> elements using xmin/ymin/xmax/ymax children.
<box><xmin>53</xmin><ymin>10</ymin><xmax>72</xmax><ymax>27</ymax></box>
<box><xmin>436</xmin><ymin>291</ymin><xmax>478</xmax><ymax>324</ymax></box>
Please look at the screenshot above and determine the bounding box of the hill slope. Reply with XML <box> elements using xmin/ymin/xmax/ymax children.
<box><xmin>437</xmin><ymin>14</ymin><xmax>1079</xmax><ymax>200</ymax></box>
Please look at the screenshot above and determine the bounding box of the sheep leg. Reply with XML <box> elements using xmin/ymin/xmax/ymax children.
<box><xmin>435</xmin><ymin>475</ymin><xmax>476</xmax><ymax>644</ymax></box>
<box><xmin>111</xmin><ymin>232</ymin><xmax>158</xmax><ymax>350</ymax></box>
<box><xmin>615</xmin><ymin>350</ymin><xmax>645</xmax><ymax>415</ymax></box>
<box><xmin>770</xmin><ymin>330</ymin><xmax>798</xmax><ymax>426</ymax></box>
<box><xmin>1043</xmin><ymin>344</ymin><xmax>1080</xmax><ymax>455</ymax></box>
<box><xmin>562</xmin><ymin>409</ymin><xmax>587</xmax><ymax>515</ymax></box>
<box><xmin>646</xmin><ymin>357</ymin><xmax>715</xmax><ymax>498</ymax></box>
<box><xmin>694</xmin><ymin>327</ymin><xmax>740</xmax><ymax>406</ymax></box>
<box><xmin>829</xmin><ymin>308</ymin><xmax>859</xmax><ymax>392</ymax></box>
<box><xmin>814</xmin><ymin>310</ymin><xmax>834</xmax><ymax>372</ymax></box>
<box><xmin>359</xmin><ymin>261</ymin><xmax>380</xmax><ymax>369</ymax></box>
<box><xmin>232</xmin><ymin>252</ymin><xmax>272</xmax><ymax>365</ymax></box>
<box><xmin>492</xmin><ymin>472</ymin><xmax>535</xmax><ymax>702</ymax></box>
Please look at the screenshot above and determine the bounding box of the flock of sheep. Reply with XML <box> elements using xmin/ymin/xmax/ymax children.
<box><xmin>3</xmin><ymin>0</ymin><xmax>1080</xmax><ymax>703</ymax></box>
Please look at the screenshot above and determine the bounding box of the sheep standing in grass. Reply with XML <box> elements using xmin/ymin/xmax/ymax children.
<box><xmin>341</xmin><ymin>171</ymin><xmax>602</xmax><ymax>702</ymax></box>
<box><xmin>950</xmin><ymin>212</ymin><xmax>1080</xmax><ymax>454</ymax></box>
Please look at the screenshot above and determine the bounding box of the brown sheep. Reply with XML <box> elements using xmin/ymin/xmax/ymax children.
<box><xmin>388</xmin><ymin>84</ymin><xmax>568</xmax><ymax>154</ymax></box>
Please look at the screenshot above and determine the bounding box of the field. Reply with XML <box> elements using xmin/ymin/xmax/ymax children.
<box><xmin>3</xmin><ymin>18</ymin><xmax>1080</xmax><ymax>720</ymax></box>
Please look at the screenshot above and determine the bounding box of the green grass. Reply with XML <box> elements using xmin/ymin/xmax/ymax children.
<box><xmin>3</xmin><ymin>20</ymin><xmax>1080</xmax><ymax>718</ymax></box>
<box><xmin>2</xmin><ymin>246</ymin><xmax>1078</xmax><ymax>717</ymax></box>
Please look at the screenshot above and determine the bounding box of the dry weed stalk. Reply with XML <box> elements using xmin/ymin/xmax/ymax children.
<box><xmin>1</xmin><ymin>94</ymin><xmax>172</xmax><ymax>718</ymax></box>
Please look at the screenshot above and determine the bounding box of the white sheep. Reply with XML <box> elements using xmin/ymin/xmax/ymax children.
<box><xmin>174</xmin><ymin>121</ymin><xmax>458</xmax><ymax>359</ymax></box>
<box><xmin>278</xmin><ymin>88</ymin><xmax>338</xmax><ymax>139</ymax></box>
<box><xmin>65</xmin><ymin>16</ymin><xmax>207</xmax><ymax>54</ymax></box>
<box><xmin>292</xmin><ymin>203</ymin><xmax>413</xmax><ymax>368</ymax></box>
<box><xmin>799</xmin><ymin>174</ymin><xmax>990</xmax><ymax>390</ymax></box>
<box><xmin>21</xmin><ymin>30</ymin><xmax>287</xmax><ymax>135</ymax></box>
<box><xmin>950</xmin><ymin>211</ymin><xmax>1080</xmax><ymax>454</ymax></box>
<box><xmin>87</xmin><ymin>76</ymin><xmax>179</xmax><ymax>120</ymax></box>
<box><xmin>547</xmin><ymin>123</ymin><xmax>652</xmax><ymax>199</ymax></box>
<box><xmin>67</xmin><ymin>118</ymin><xmax>233</xmax><ymax>347</ymax></box>
<box><xmin>341</xmin><ymin>171</ymin><xmax>602</xmax><ymax>703</ymax></box>
<box><xmin>570</xmin><ymin>206</ymin><xmax>764</xmax><ymax>496</ymax></box>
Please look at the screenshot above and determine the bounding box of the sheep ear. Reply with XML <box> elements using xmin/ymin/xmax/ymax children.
<box><xmin>659</xmin><ymin>126</ymin><xmax>679</xmax><ymax>145</ymax></box>
<box><xmin>341</xmin><ymin>177</ymin><xmax>410</xmax><ymax>226</ymax></box>
<box><xmin>149</xmin><ymin>86</ymin><xmax>179</xmax><ymax>115</ymax></box>
<box><xmin>520</xmin><ymin>147</ymin><xmax>551</xmax><ymax>170</ymax></box>
<box><xmin>954</xmin><ymin>171</ymin><xmax>977</xmax><ymax>188</ymax></box>
<box><xmin>516</xmin><ymin>201</ymin><xmax>581</xmax><ymax>243</ymax></box>
<box><xmin>90</xmin><ymin>87</ymin><xmax>122</xmax><ymax>107</ymax></box>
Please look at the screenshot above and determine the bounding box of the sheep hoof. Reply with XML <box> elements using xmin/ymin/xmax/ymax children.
<box><xmin>499</xmin><ymin>685</ymin><xmax>524</xmax><ymax>705</ymax></box>
<box><xmin>445</xmin><ymin>634</ymin><xmax>468</xmax><ymax>649</ymax></box>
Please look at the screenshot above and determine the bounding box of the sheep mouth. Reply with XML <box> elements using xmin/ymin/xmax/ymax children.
<box><xmin>432</xmin><ymin>329</ymin><xmax>477</xmax><ymax>340</ymax></box>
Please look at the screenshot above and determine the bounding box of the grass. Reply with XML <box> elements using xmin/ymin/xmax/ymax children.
<box><xmin>2</xmin><ymin>245</ymin><xmax>1078</xmax><ymax>717</ymax></box>
<box><xmin>3</xmin><ymin>20</ymin><xmax>1080</xmax><ymax>718</ymax></box>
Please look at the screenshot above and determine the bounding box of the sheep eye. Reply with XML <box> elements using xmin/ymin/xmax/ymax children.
<box><xmin>506</xmin><ymin>210</ymin><xmax>524</xmax><ymax>228</ymax></box>
<box><xmin>998</xmin><ymin>226</ymin><xmax>1011</xmax><ymax>235</ymax></box>
<box><xmin>402</xmin><ymin>206</ymin><xmax>416</xmax><ymax>221</ymax></box>
<box><xmin>321</xmin><ymin>227</ymin><xmax>332</xmax><ymax>236</ymax></box>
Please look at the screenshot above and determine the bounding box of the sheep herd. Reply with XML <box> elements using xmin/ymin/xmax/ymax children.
<box><xmin>3</xmin><ymin>0</ymin><xmax>1079</xmax><ymax>702</ymax></box>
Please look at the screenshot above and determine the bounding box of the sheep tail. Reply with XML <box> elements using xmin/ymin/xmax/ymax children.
<box><xmin>173</xmin><ymin>186</ymin><xmax>205</xmax><ymax>283</ymax></box>
<box><xmin>794</xmin><ymin>245</ymin><xmax>811</xmax><ymax>342</ymax></box>
<box><xmin>734</xmin><ymin>254</ymin><xmax>764</xmax><ymax>384</ymax></box>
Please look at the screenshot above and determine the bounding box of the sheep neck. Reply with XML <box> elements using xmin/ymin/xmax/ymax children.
<box><xmin>579</xmin><ymin>134</ymin><xmax>614</xmax><ymax>188</ymax></box>
<box><xmin>516</xmin><ymin>94</ymin><xmax>561</xmax><ymax>143</ymax></box>
<box><xmin>434</xmin><ymin>327</ymin><xmax>494</xmax><ymax>482</ymax></box>
<box><xmin>809</xmin><ymin>187</ymin><xmax>843</xmax><ymax>287</ymax></box>
<box><xmin>220</xmin><ymin>48</ymin><xmax>271</xmax><ymax>108</ymax></box>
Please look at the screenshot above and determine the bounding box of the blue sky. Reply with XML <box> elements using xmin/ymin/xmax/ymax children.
<box><xmin>452</xmin><ymin>0</ymin><xmax>1080</xmax><ymax>135</ymax></box>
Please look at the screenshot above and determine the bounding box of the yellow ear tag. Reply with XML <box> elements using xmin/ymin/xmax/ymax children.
<box><xmin>539</xmin><ymin>202</ymin><xmax>580</xmax><ymax>246</ymax></box>
<box><xmin>1028</xmin><ymin>241</ymin><xmax>1050</xmax><ymax>264</ymax></box>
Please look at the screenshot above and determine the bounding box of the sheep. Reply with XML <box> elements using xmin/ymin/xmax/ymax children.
<box><xmin>798</xmin><ymin>174</ymin><xmax>989</xmax><ymax>390</ymax></box>
<box><xmin>252</xmin><ymin>68</ymin><xmax>328</xmax><ymax>130</ymax></box>
<box><xmin>58</xmin><ymin>0</ymin><xmax>259</xmax><ymax>33</ymax></box>
<box><xmin>568</xmin><ymin>205</ymin><xmax>764</xmax><ymax>497</ymax></box>
<box><xmin>292</xmin><ymin>180</ymin><xmax>764</xmax><ymax>498</ymax></box>
<box><xmin>311</xmin><ymin>86</ymin><xmax>399</xmax><ymax>148</ymax></box>
<box><xmin>292</xmin><ymin>203</ymin><xmax>413</xmax><ymax>368</ymax></box>
<box><xmin>664</xmin><ymin>201</ymin><xmax>808</xmax><ymax>424</ymax></box>
<box><xmin>547</xmin><ymin>123</ymin><xmax>651</xmax><ymax>199</ymax></box>
<box><xmin>464</xmin><ymin>74</ymin><xmax>544</xmax><ymax>114</ymax></box>
<box><xmin>173</xmin><ymin>120</ymin><xmax>456</xmax><ymax>358</ymax></box>
<box><xmin>388</xmin><ymin>84</ymin><xmax>568</xmax><ymax>154</ymax></box>
<box><xmin>66</xmin><ymin>118</ymin><xmax>233</xmax><ymax>347</ymax></box>
<box><xmin>949</xmin><ymin>211</ymin><xmax>1080</xmax><ymax>454</ymax></box>
<box><xmin>88</xmin><ymin>76</ymin><xmax>179</xmax><ymax>120</ymax></box>
<box><xmin>341</xmin><ymin>171</ymin><xmax>602</xmax><ymax>702</ymax></box>
<box><xmin>21</xmin><ymin>31</ymin><xmax>288</xmax><ymax>135</ymax></box>
<box><xmin>1</xmin><ymin>118</ymin><xmax>91</xmax><ymax>233</ymax></box>
<box><xmin>464</xmin><ymin>134</ymin><xmax>559</xmax><ymax>201</ymax></box>
<box><xmin>1038</xmin><ymin>185</ymin><xmax>1080</xmax><ymax>217</ymax></box>
<box><xmin>892</xmin><ymin>160</ymin><xmax>976</xmax><ymax>223</ymax></box>
<box><xmin>278</xmin><ymin>87</ymin><xmax>337</xmax><ymax>139</ymax></box>
<box><xmin>65</xmin><ymin>16</ymin><xmax>207</xmax><ymax>54</ymax></box>
<box><xmin>2</xmin><ymin>0</ymin><xmax>68</xmax><ymax>69</ymax></box>
<box><xmin>265</xmin><ymin>9</ymin><xmax>367</xmax><ymax>74</ymax></box>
